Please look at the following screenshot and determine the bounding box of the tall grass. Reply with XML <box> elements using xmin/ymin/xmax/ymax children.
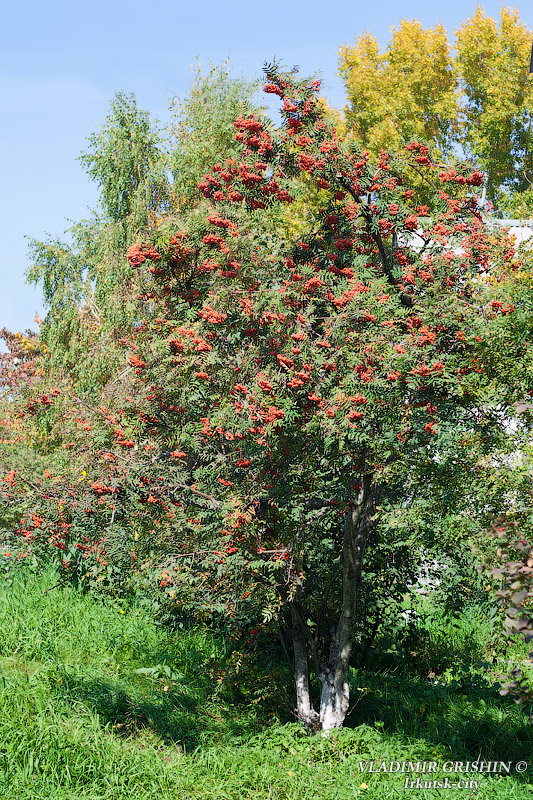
<box><xmin>0</xmin><ymin>566</ymin><xmax>531</xmax><ymax>799</ymax></box>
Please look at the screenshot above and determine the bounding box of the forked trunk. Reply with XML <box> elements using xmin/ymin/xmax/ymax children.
<box><xmin>320</xmin><ymin>476</ymin><xmax>382</xmax><ymax>729</ymax></box>
<box><xmin>290</xmin><ymin>476</ymin><xmax>382</xmax><ymax>732</ymax></box>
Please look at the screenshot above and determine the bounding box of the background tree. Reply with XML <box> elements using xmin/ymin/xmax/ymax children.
<box><xmin>79</xmin><ymin>91</ymin><xmax>167</xmax><ymax>225</ymax></box>
<box><xmin>455</xmin><ymin>6</ymin><xmax>533</xmax><ymax>212</ymax></box>
<box><xmin>26</xmin><ymin>92</ymin><xmax>167</xmax><ymax>392</ymax></box>
<box><xmin>26</xmin><ymin>66</ymin><xmax>261</xmax><ymax>395</ymax></box>
<box><xmin>168</xmin><ymin>62</ymin><xmax>263</xmax><ymax>207</ymax></box>
<box><xmin>339</xmin><ymin>7</ymin><xmax>533</xmax><ymax>212</ymax></box>
<box><xmin>338</xmin><ymin>20</ymin><xmax>459</xmax><ymax>157</ymax></box>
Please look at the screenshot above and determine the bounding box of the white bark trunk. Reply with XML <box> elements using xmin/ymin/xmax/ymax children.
<box><xmin>286</xmin><ymin>477</ymin><xmax>381</xmax><ymax>732</ymax></box>
<box><xmin>319</xmin><ymin>662</ymin><xmax>350</xmax><ymax>730</ymax></box>
<box><xmin>318</xmin><ymin>476</ymin><xmax>382</xmax><ymax>731</ymax></box>
<box><xmin>290</xmin><ymin>601</ymin><xmax>319</xmax><ymax>729</ymax></box>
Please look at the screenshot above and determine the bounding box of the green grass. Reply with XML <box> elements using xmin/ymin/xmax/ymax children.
<box><xmin>0</xmin><ymin>566</ymin><xmax>532</xmax><ymax>799</ymax></box>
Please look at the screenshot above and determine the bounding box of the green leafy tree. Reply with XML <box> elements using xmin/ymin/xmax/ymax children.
<box><xmin>26</xmin><ymin>93</ymin><xmax>166</xmax><ymax>393</ymax></box>
<box><xmin>79</xmin><ymin>91</ymin><xmax>166</xmax><ymax>224</ymax></box>
<box><xmin>168</xmin><ymin>62</ymin><xmax>263</xmax><ymax>207</ymax></box>
<box><xmin>26</xmin><ymin>68</ymin><xmax>262</xmax><ymax>394</ymax></box>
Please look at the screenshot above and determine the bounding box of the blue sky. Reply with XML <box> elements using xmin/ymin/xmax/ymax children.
<box><xmin>2</xmin><ymin>0</ymin><xmax>532</xmax><ymax>334</ymax></box>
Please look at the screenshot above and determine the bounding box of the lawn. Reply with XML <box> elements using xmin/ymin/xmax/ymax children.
<box><xmin>0</xmin><ymin>566</ymin><xmax>531</xmax><ymax>799</ymax></box>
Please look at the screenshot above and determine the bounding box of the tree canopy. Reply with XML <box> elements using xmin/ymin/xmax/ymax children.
<box><xmin>4</xmin><ymin>61</ymin><xmax>530</xmax><ymax>730</ymax></box>
<box><xmin>339</xmin><ymin>7</ymin><xmax>533</xmax><ymax>212</ymax></box>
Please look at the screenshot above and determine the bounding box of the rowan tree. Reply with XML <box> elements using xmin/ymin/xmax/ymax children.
<box><xmin>5</xmin><ymin>62</ymin><xmax>527</xmax><ymax>731</ymax></box>
<box><xmin>87</xmin><ymin>64</ymin><xmax>522</xmax><ymax>730</ymax></box>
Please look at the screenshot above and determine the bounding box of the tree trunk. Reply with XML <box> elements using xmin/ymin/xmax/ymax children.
<box><xmin>290</xmin><ymin>600</ymin><xmax>319</xmax><ymax>729</ymax></box>
<box><xmin>286</xmin><ymin>476</ymin><xmax>381</xmax><ymax>732</ymax></box>
<box><xmin>318</xmin><ymin>476</ymin><xmax>382</xmax><ymax>731</ymax></box>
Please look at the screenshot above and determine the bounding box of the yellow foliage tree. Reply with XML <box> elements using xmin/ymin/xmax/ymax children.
<box><xmin>339</xmin><ymin>20</ymin><xmax>459</xmax><ymax>156</ymax></box>
<box><xmin>339</xmin><ymin>7</ymin><xmax>533</xmax><ymax>211</ymax></box>
<box><xmin>455</xmin><ymin>6</ymin><xmax>533</xmax><ymax>208</ymax></box>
